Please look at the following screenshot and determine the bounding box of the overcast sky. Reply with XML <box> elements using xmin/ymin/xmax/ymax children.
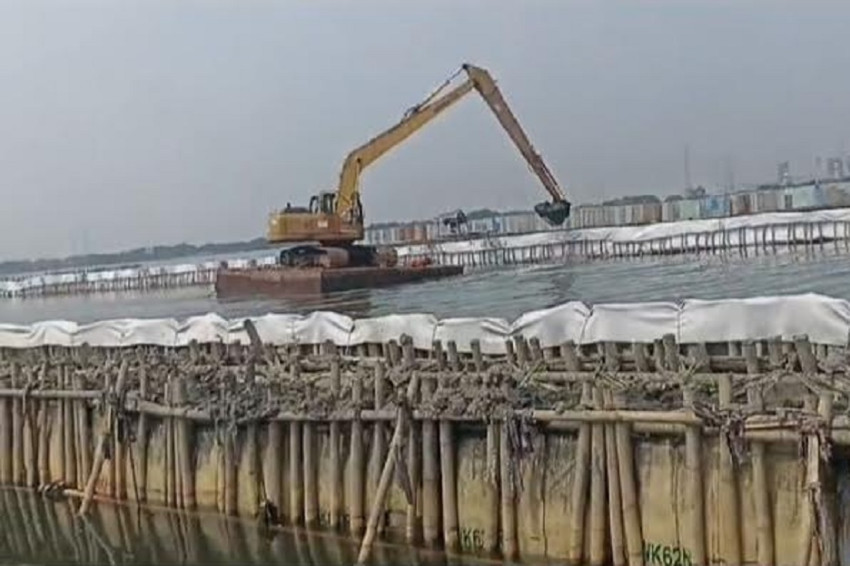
<box><xmin>1</xmin><ymin>1</ymin><xmax>849</xmax><ymax>260</ymax></box>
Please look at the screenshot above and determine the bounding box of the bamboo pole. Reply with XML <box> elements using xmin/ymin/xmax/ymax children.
<box><xmin>602</xmin><ymin>344</ymin><xmax>625</xmax><ymax>566</ymax></box>
<box><xmin>23</xmin><ymin>365</ymin><xmax>38</xmax><ymax>488</ymax></box>
<box><xmin>717</xmin><ymin>372</ymin><xmax>742</xmax><ymax>565</ymax></box>
<box><xmin>421</xmin><ymin>372</ymin><xmax>440</xmax><ymax>547</ymax></box>
<box><xmin>514</xmin><ymin>335</ymin><xmax>529</xmax><ymax>367</ymax></box>
<box><xmin>215</xmin><ymin>431</ymin><xmax>226</xmax><ymax>514</ymax></box>
<box><xmin>0</xmin><ymin>382</ymin><xmax>11</xmax><ymax>484</ymax></box>
<box><xmin>589</xmin><ymin>386</ymin><xmax>607</xmax><ymax>566</ymax></box>
<box><xmin>528</xmin><ymin>337</ymin><xmax>544</xmax><ymax>363</ymax></box>
<box><xmin>744</xmin><ymin>341</ymin><xmax>773</xmax><ymax>566</ymax></box>
<box><xmin>356</xmin><ymin>374</ymin><xmax>420</xmax><ymax>566</ymax></box>
<box><xmin>446</xmin><ymin>340</ymin><xmax>461</xmax><ymax>372</ymax></box>
<box><xmin>37</xmin><ymin>392</ymin><xmax>50</xmax><ymax>487</ymax></box>
<box><xmin>474</xmin><ymin>338</ymin><xmax>500</xmax><ymax>556</ymax></box>
<box><xmin>605</xmin><ymin>391</ymin><xmax>625</xmax><ymax>566</ymax></box>
<box><xmin>327</xmin><ymin>342</ymin><xmax>343</xmax><ymax>530</ymax></box>
<box><xmin>816</xmin><ymin>391</ymin><xmax>836</xmax><ymax>566</ymax></box>
<box><xmin>613</xmin><ymin>390</ymin><xmax>642</xmax><ymax>566</ymax></box>
<box><xmin>165</xmin><ymin>378</ymin><xmax>176</xmax><ymax>507</ymax></box>
<box><xmin>113</xmin><ymin>369</ymin><xmax>126</xmax><ymax>501</ymax></box>
<box><xmin>387</xmin><ymin>340</ymin><xmax>400</xmax><ymax>367</ymax></box>
<box><xmin>567</xmin><ymin>379</ymin><xmax>592</xmax><ymax>565</ymax></box>
<box><xmin>11</xmin><ymin>362</ymin><xmax>24</xmax><ymax>485</ymax></box>
<box><xmin>795</xmin><ymin>336</ymin><xmax>823</xmax><ymax>566</ymax></box>
<box><xmin>78</xmin><ymin>360</ymin><xmax>129</xmax><ymax>516</ymax></box>
<box><xmin>303</xmin><ymin>417</ymin><xmax>318</xmax><ymax>527</ymax></box>
<box><xmin>403</xmin><ymin>337</ymin><xmax>421</xmax><ymax>545</ymax></box>
<box><xmin>368</xmin><ymin>361</ymin><xmax>387</xmax><ymax>536</ymax></box>
<box><xmin>632</xmin><ymin>342</ymin><xmax>649</xmax><ymax>372</ymax></box>
<box><xmin>442</xmin><ymin>373</ymin><xmax>460</xmax><ymax>553</ymax></box>
<box><xmin>799</xmin><ymin>395</ymin><xmax>818</xmax><ymax>566</ymax></box>
<box><xmin>683</xmin><ymin>388</ymin><xmax>706</xmax><ymax>566</ymax></box>
<box><xmin>349</xmin><ymin>371</ymin><xmax>365</xmax><ymax>536</ymax></box>
<box><xmin>560</xmin><ymin>340</ymin><xmax>580</xmax><ymax>372</ymax></box>
<box><xmin>245</xmin><ymin>423</ymin><xmax>259</xmax><ymax>518</ymax></box>
<box><xmin>135</xmin><ymin>358</ymin><xmax>149</xmax><ymax>503</ymax></box>
<box><xmin>74</xmin><ymin>373</ymin><xmax>91</xmax><ymax>494</ymax></box>
<box><xmin>103</xmin><ymin>368</ymin><xmax>116</xmax><ymax>498</ymax></box>
<box><xmin>23</xmin><ymin>366</ymin><xmax>37</xmax><ymax>487</ymax></box>
<box><xmin>288</xmin><ymin>421</ymin><xmax>302</xmax><ymax>524</ymax></box>
<box><xmin>223</xmin><ymin>423</ymin><xmax>237</xmax><ymax>517</ymax></box>
<box><xmin>263</xmin><ymin>419</ymin><xmax>283</xmax><ymax>521</ymax></box>
<box><xmin>173</xmin><ymin>378</ymin><xmax>195</xmax><ymax>510</ymax></box>
<box><xmin>500</xmin><ymin>408</ymin><xmax>517</xmax><ymax>560</ymax></box>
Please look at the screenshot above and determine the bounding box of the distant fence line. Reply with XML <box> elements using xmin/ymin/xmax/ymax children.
<box><xmin>0</xmin><ymin>266</ymin><xmax>220</xmax><ymax>299</ymax></box>
<box><xmin>398</xmin><ymin>218</ymin><xmax>850</xmax><ymax>268</ymax></box>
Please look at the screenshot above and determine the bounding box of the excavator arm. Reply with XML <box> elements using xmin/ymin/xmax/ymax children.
<box><xmin>267</xmin><ymin>63</ymin><xmax>570</xmax><ymax>246</ymax></box>
<box><xmin>334</xmin><ymin>76</ymin><xmax>476</xmax><ymax>220</ymax></box>
<box><xmin>460</xmin><ymin>64</ymin><xmax>569</xmax><ymax>223</ymax></box>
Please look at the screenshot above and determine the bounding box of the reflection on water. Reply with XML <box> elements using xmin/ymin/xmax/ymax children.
<box><xmin>0</xmin><ymin>489</ymin><xmax>501</xmax><ymax>566</ymax></box>
<box><xmin>1</xmin><ymin>249</ymin><xmax>850</xmax><ymax>324</ymax></box>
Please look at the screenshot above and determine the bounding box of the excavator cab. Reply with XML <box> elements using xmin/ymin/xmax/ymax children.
<box><xmin>310</xmin><ymin>192</ymin><xmax>338</xmax><ymax>214</ymax></box>
<box><xmin>268</xmin><ymin>190</ymin><xmax>364</xmax><ymax>245</ymax></box>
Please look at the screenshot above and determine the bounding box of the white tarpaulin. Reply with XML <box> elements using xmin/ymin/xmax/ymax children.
<box><xmin>348</xmin><ymin>314</ymin><xmax>439</xmax><ymax>350</ymax></box>
<box><xmin>582</xmin><ymin>302</ymin><xmax>680</xmax><ymax>345</ymax></box>
<box><xmin>678</xmin><ymin>293</ymin><xmax>850</xmax><ymax>345</ymax></box>
<box><xmin>510</xmin><ymin>302</ymin><xmax>588</xmax><ymax>348</ymax></box>
<box><xmin>2</xmin><ymin>293</ymin><xmax>850</xmax><ymax>349</ymax></box>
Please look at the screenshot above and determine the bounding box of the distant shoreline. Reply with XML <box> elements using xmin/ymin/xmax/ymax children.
<box><xmin>0</xmin><ymin>237</ymin><xmax>274</xmax><ymax>278</ymax></box>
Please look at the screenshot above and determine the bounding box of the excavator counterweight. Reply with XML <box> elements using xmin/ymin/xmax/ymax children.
<box><xmin>266</xmin><ymin>63</ymin><xmax>571</xmax><ymax>260</ymax></box>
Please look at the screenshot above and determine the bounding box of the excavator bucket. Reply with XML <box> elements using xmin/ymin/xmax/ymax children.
<box><xmin>534</xmin><ymin>200</ymin><xmax>571</xmax><ymax>227</ymax></box>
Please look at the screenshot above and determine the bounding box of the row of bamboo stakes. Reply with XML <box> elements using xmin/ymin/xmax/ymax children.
<box><xmin>0</xmin><ymin>332</ymin><xmax>846</xmax><ymax>566</ymax></box>
<box><xmin>410</xmin><ymin>219</ymin><xmax>850</xmax><ymax>268</ymax></box>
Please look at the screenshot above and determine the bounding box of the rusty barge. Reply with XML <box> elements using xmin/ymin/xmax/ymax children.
<box><xmin>214</xmin><ymin>263</ymin><xmax>463</xmax><ymax>299</ymax></box>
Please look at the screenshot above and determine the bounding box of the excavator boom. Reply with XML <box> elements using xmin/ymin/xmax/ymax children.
<box><xmin>267</xmin><ymin>63</ymin><xmax>571</xmax><ymax>246</ymax></box>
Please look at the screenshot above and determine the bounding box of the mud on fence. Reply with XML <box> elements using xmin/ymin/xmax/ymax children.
<box><xmin>1</xmin><ymin>333</ymin><xmax>850</xmax><ymax>566</ymax></box>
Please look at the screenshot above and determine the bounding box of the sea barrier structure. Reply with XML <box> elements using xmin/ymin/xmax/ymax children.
<box><xmin>4</xmin><ymin>207</ymin><xmax>850</xmax><ymax>299</ymax></box>
<box><xmin>397</xmin><ymin>207</ymin><xmax>850</xmax><ymax>268</ymax></box>
<box><xmin>0</xmin><ymin>293</ymin><xmax>850</xmax><ymax>565</ymax></box>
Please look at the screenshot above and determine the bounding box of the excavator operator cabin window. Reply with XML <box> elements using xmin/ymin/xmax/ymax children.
<box><xmin>321</xmin><ymin>193</ymin><xmax>336</xmax><ymax>214</ymax></box>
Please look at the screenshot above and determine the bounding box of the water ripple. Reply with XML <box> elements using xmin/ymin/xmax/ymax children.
<box><xmin>0</xmin><ymin>251</ymin><xmax>848</xmax><ymax>324</ymax></box>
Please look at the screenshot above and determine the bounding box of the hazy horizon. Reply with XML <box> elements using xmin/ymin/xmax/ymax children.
<box><xmin>2</xmin><ymin>0</ymin><xmax>849</xmax><ymax>261</ymax></box>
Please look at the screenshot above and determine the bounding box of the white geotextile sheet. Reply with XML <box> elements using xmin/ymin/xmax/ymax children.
<box><xmin>1</xmin><ymin>293</ymin><xmax>849</xmax><ymax>349</ymax></box>
<box><xmin>395</xmin><ymin>206</ymin><xmax>850</xmax><ymax>257</ymax></box>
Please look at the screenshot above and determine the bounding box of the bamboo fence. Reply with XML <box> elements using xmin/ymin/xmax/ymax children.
<box><xmin>0</xmin><ymin>331</ymin><xmax>846</xmax><ymax>566</ymax></box>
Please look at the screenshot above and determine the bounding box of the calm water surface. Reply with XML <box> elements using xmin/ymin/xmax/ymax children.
<box><xmin>0</xmin><ymin>489</ymin><xmax>499</xmax><ymax>566</ymax></box>
<box><xmin>0</xmin><ymin>250</ymin><xmax>848</xmax><ymax>324</ymax></box>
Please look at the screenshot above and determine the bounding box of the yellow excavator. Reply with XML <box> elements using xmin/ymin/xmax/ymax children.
<box><xmin>267</xmin><ymin>63</ymin><xmax>571</xmax><ymax>268</ymax></box>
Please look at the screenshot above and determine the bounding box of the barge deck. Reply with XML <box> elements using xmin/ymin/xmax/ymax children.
<box><xmin>214</xmin><ymin>264</ymin><xmax>463</xmax><ymax>298</ymax></box>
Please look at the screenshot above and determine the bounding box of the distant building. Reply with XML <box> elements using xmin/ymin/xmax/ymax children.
<box><xmin>827</xmin><ymin>157</ymin><xmax>845</xmax><ymax>180</ymax></box>
<box><xmin>777</xmin><ymin>161</ymin><xmax>791</xmax><ymax>186</ymax></box>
